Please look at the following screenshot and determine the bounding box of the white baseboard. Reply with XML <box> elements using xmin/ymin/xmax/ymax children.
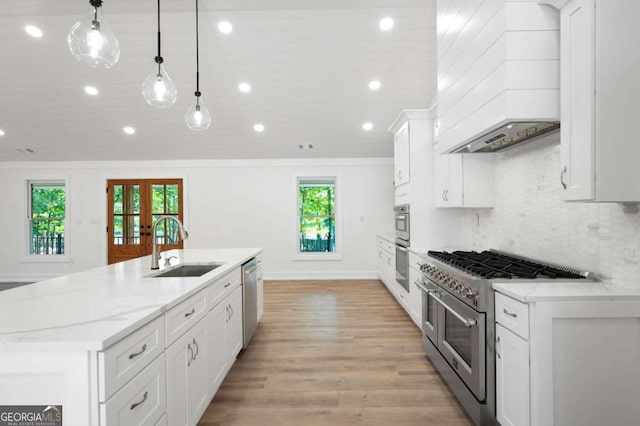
<box><xmin>263</xmin><ymin>271</ymin><xmax>379</xmax><ymax>280</ymax></box>
<box><xmin>0</xmin><ymin>273</ymin><xmax>60</xmax><ymax>283</ymax></box>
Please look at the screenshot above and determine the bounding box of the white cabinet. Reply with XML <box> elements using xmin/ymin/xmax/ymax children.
<box><xmin>496</xmin><ymin>324</ymin><xmax>530</xmax><ymax>426</ymax></box>
<box><xmin>376</xmin><ymin>236</ymin><xmax>395</xmax><ymax>291</ymax></box>
<box><xmin>494</xmin><ymin>290</ymin><xmax>640</xmax><ymax>426</ymax></box>
<box><xmin>226</xmin><ymin>285</ymin><xmax>244</xmax><ymax>364</ymax></box>
<box><xmin>407</xmin><ymin>253</ymin><xmax>423</xmax><ymax>330</ymax></box>
<box><xmin>556</xmin><ymin>0</ymin><xmax>640</xmax><ymax>202</ymax></box>
<box><xmin>206</xmin><ymin>300</ymin><xmax>228</xmax><ymax>399</ymax></box>
<box><xmin>166</xmin><ymin>317</ymin><xmax>208</xmax><ymax>426</ymax></box>
<box><xmin>434</xmin><ymin>147</ymin><xmax>494</xmax><ymax>208</ymax></box>
<box><xmin>393</xmin><ymin>121</ymin><xmax>410</xmax><ymax>188</ymax></box>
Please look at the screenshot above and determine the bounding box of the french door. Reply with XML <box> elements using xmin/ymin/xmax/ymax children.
<box><xmin>107</xmin><ymin>179</ymin><xmax>184</xmax><ymax>264</ymax></box>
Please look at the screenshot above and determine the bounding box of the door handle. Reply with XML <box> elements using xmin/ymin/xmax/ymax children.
<box><xmin>192</xmin><ymin>338</ymin><xmax>199</xmax><ymax>360</ymax></box>
<box><xmin>128</xmin><ymin>344</ymin><xmax>147</xmax><ymax>360</ymax></box>
<box><xmin>430</xmin><ymin>292</ymin><xmax>477</xmax><ymax>327</ymax></box>
<box><xmin>503</xmin><ymin>308</ymin><xmax>518</xmax><ymax>318</ymax></box>
<box><xmin>496</xmin><ymin>336</ymin><xmax>501</xmax><ymax>359</ymax></box>
<box><xmin>187</xmin><ymin>343</ymin><xmax>193</xmax><ymax>367</ymax></box>
<box><xmin>560</xmin><ymin>166</ymin><xmax>567</xmax><ymax>190</ymax></box>
<box><xmin>130</xmin><ymin>391</ymin><xmax>148</xmax><ymax>410</ymax></box>
<box><xmin>184</xmin><ymin>308</ymin><xmax>196</xmax><ymax>318</ymax></box>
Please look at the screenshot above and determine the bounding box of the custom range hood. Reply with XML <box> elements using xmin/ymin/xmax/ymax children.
<box><xmin>435</xmin><ymin>1</ymin><xmax>561</xmax><ymax>154</ymax></box>
<box><xmin>451</xmin><ymin>121</ymin><xmax>560</xmax><ymax>153</ymax></box>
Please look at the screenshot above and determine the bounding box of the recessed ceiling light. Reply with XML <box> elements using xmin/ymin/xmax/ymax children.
<box><xmin>379</xmin><ymin>17</ymin><xmax>394</xmax><ymax>31</ymax></box>
<box><xmin>369</xmin><ymin>80</ymin><xmax>381</xmax><ymax>90</ymax></box>
<box><xmin>25</xmin><ymin>25</ymin><xmax>43</xmax><ymax>38</ymax></box>
<box><xmin>253</xmin><ymin>123</ymin><xmax>265</xmax><ymax>132</ymax></box>
<box><xmin>238</xmin><ymin>83</ymin><xmax>251</xmax><ymax>93</ymax></box>
<box><xmin>0</xmin><ymin>129</ymin><xmax>5</xmax><ymax>137</ymax></box>
<box><xmin>123</xmin><ymin>126</ymin><xmax>136</xmax><ymax>135</ymax></box>
<box><xmin>84</xmin><ymin>86</ymin><xmax>99</xmax><ymax>96</ymax></box>
<box><xmin>218</xmin><ymin>21</ymin><xmax>233</xmax><ymax>34</ymax></box>
<box><xmin>362</xmin><ymin>122</ymin><xmax>374</xmax><ymax>131</ymax></box>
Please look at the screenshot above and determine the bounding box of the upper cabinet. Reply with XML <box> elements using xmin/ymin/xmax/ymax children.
<box><xmin>393</xmin><ymin>121</ymin><xmax>410</xmax><ymax>188</ymax></box>
<box><xmin>436</xmin><ymin>0</ymin><xmax>560</xmax><ymax>154</ymax></box>
<box><xmin>434</xmin><ymin>148</ymin><xmax>495</xmax><ymax>208</ymax></box>
<box><xmin>550</xmin><ymin>0</ymin><xmax>640</xmax><ymax>202</ymax></box>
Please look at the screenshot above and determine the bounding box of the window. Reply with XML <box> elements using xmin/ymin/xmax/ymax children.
<box><xmin>297</xmin><ymin>178</ymin><xmax>338</xmax><ymax>256</ymax></box>
<box><xmin>28</xmin><ymin>181</ymin><xmax>66</xmax><ymax>256</ymax></box>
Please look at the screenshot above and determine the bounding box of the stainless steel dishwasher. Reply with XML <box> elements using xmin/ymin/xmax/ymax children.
<box><xmin>242</xmin><ymin>258</ymin><xmax>259</xmax><ymax>348</ymax></box>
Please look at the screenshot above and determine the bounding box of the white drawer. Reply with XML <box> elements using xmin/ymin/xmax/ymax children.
<box><xmin>99</xmin><ymin>315</ymin><xmax>165</xmax><ymax>402</ymax></box>
<box><xmin>165</xmin><ymin>290</ymin><xmax>207</xmax><ymax>347</ymax></box>
<box><xmin>377</xmin><ymin>237</ymin><xmax>394</xmax><ymax>254</ymax></box>
<box><xmin>100</xmin><ymin>353</ymin><xmax>166</xmax><ymax>426</ymax></box>
<box><xmin>207</xmin><ymin>268</ymin><xmax>241</xmax><ymax>311</ymax></box>
<box><xmin>408</xmin><ymin>251</ymin><xmax>424</xmax><ymax>271</ymax></box>
<box><xmin>495</xmin><ymin>292</ymin><xmax>529</xmax><ymax>340</ymax></box>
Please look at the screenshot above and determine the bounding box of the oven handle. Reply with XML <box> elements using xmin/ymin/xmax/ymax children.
<box><xmin>430</xmin><ymin>291</ymin><xmax>477</xmax><ymax>328</ymax></box>
<box><xmin>396</xmin><ymin>245</ymin><xmax>408</xmax><ymax>252</ymax></box>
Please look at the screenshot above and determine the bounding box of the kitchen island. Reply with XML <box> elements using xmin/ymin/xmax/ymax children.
<box><xmin>0</xmin><ymin>248</ymin><xmax>262</xmax><ymax>426</ymax></box>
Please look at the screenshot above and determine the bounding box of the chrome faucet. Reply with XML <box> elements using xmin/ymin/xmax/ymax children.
<box><xmin>151</xmin><ymin>215</ymin><xmax>188</xmax><ymax>270</ymax></box>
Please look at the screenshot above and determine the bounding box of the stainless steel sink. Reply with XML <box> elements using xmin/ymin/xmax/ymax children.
<box><xmin>149</xmin><ymin>263</ymin><xmax>223</xmax><ymax>278</ymax></box>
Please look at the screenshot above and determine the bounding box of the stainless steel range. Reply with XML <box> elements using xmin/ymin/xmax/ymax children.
<box><xmin>415</xmin><ymin>250</ymin><xmax>591</xmax><ymax>425</ymax></box>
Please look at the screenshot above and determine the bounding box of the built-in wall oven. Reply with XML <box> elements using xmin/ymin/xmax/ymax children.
<box><xmin>394</xmin><ymin>205</ymin><xmax>410</xmax><ymax>292</ymax></box>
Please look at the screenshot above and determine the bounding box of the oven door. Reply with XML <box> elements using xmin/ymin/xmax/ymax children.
<box><xmin>435</xmin><ymin>290</ymin><xmax>486</xmax><ymax>401</ymax></box>
<box><xmin>394</xmin><ymin>213</ymin><xmax>409</xmax><ymax>241</ymax></box>
<box><xmin>395</xmin><ymin>244</ymin><xmax>409</xmax><ymax>292</ymax></box>
<box><xmin>417</xmin><ymin>278</ymin><xmax>439</xmax><ymax>344</ymax></box>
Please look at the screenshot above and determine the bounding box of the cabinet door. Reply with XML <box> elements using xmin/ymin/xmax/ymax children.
<box><xmin>408</xmin><ymin>267</ymin><xmax>422</xmax><ymax>330</ymax></box>
<box><xmin>188</xmin><ymin>320</ymin><xmax>209</xmax><ymax>424</ymax></box>
<box><xmin>496</xmin><ymin>324</ymin><xmax>530</xmax><ymax>426</ymax></box>
<box><xmin>446</xmin><ymin>154</ymin><xmax>464</xmax><ymax>206</ymax></box>
<box><xmin>166</xmin><ymin>319</ymin><xmax>208</xmax><ymax>426</ymax></box>
<box><xmin>166</xmin><ymin>332</ymin><xmax>191</xmax><ymax>426</ymax></box>
<box><xmin>560</xmin><ymin>0</ymin><xmax>595</xmax><ymax>201</ymax></box>
<box><xmin>206</xmin><ymin>300</ymin><xmax>228</xmax><ymax>399</ymax></box>
<box><xmin>433</xmin><ymin>146</ymin><xmax>450</xmax><ymax>207</ymax></box>
<box><xmin>394</xmin><ymin>122</ymin><xmax>410</xmax><ymax>186</ymax></box>
<box><xmin>226</xmin><ymin>286</ymin><xmax>244</xmax><ymax>363</ymax></box>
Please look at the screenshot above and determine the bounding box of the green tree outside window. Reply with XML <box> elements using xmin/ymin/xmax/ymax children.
<box><xmin>299</xmin><ymin>180</ymin><xmax>335</xmax><ymax>253</ymax></box>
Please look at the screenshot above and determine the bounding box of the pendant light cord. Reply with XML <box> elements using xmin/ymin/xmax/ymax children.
<box><xmin>155</xmin><ymin>0</ymin><xmax>163</xmax><ymax>69</ymax></box>
<box><xmin>195</xmin><ymin>0</ymin><xmax>201</xmax><ymax>101</ymax></box>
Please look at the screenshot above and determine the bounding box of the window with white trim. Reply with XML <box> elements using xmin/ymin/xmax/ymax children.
<box><xmin>297</xmin><ymin>178</ymin><xmax>337</xmax><ymax>254</ymax></box>
<box><xmin>27</xmin><ymin>181</ymin><xmax>66</xmax><ymax>256</ymax></box>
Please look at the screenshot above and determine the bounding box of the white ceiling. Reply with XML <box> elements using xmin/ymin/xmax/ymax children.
<box><xmin>0</xmin><ymin>0</ymin><xmax>436</xmax><ymax>161</ymax></box>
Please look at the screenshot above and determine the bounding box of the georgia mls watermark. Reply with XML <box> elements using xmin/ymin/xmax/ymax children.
<box><xmin>0</xmin><ymin>405</ymin><xmax>62</xmax><ymax>426</ymax></box>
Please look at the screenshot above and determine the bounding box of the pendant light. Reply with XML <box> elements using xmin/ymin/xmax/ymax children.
<box><xmin>142</xmin><ymin>0</ymin><xmax>177</xmax><ymax>108</ymax></box>
<box><xmin>67</xmin><ymin>0</ymin><xmax>120</xmax><ymax>68</ymax></box>
<box><xmin>185</xmin><ymin>0</ymin><xmax>212</xmax><ymax>130</ymax></box>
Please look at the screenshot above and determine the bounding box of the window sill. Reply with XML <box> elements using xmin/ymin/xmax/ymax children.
<box><xmin>293</xmin><ymin>253</ymin><xmax>343</xmax><ymax>261</ymax></box>
<box><xmin>21</xmin><ymin>256</ymin><xmax>71</xmax><ymax>263</ymax></box>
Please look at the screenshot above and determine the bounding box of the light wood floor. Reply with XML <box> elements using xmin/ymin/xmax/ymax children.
<box><xmin>198</xmin><ymin>280</ymin><xmax>472</xmax><ymax>426</ymax></box>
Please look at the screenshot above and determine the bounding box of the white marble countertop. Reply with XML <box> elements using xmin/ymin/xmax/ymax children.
<box><xmin>0</xmin><ymin>248</ymin><xmax>262</xmax><ymax>352</ymax></box>
<box><xmin>493</xmin><ymin>281</ymin><xmax>640</xmax><ymax>303</ymax></box>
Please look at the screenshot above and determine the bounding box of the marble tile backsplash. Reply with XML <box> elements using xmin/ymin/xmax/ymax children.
<box><xmin>461</xmin><ymin>132</ymin><xmax>640</xmax><ymax>289</ymax></box>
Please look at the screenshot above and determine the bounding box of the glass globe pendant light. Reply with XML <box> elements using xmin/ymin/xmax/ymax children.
<box><xmin>67</xmin><ymin>0</ymin><xmax>120</xmax><ymax>68</ymax></box>
<box><xmin>185</xmin><ymin>0</ymin><xmax>211</xmax><ymax>130</ymax></box>
<box><xmin>141</xmin><ymin>0</ymin><xmax>177</xmax><ymax>108</ymax></box>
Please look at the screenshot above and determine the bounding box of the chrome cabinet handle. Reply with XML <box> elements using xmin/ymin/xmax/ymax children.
<box><xmin>130</xmin><ymin>391</ymin><xmax>148</xmax><ymax>410</ymax></box>
<box><xmin>184</xmin><ymin>308</ymin><xmax>195</xmax><ymax>318</ymax></box>
<box><xmin>396</xmin><ymin>246</ymin><xmax>408</xmax><ymax>252</ymax></box>
<box><xmin>442</xmin><ymin>190</ymin><xmax>446</xmax><ymax>201</ymax></box>
<box><xmin>496</xmin><ymin>336</ymin><xmax>501</xmax><ymax>359</ymax></box>
<box><xmin>226</xmin><ymin>305</ymin><xmax>229</xmax><ymax>322</ymax></box>
<box><xmin>192</xmin><ymin>338</ymin><xmax>199</xmax><ymax>360</ymax></box>
<box><xmin>430</xmin><ymin>291</ymin><xmax>477</xmax><ymax>327</ymax></box>
<box><xmin>560</xmin><ymin>166</ymin><xmax>567</xmax><ymax>190</ymax></box>
<box><xmin>445</xmin><ymin>189</ymin><xmax>449</xmax><ymax>202</ymax></box>
<box><xmin>128</xmin><ymin>343</ymin><xmax>147</xmax><ymax>360</ymax></box>
<box><xmin>187</xmin><ymin>343</ymin><xmax>193</xmax><ymax>367</ymax></box>
<box><xmin>503</xmin><ymin>308</ymin><xmax>517</xmax><ymax>318</ymax></box>
<box><xmin>224</xmin><ymin>282</ymin><xmax>231</xmax><ymax>288</ymax></box>
<box><xmin>230</xmin><ymin>305</ymin><xmax>234</xmax><ymax>319</ymax></box>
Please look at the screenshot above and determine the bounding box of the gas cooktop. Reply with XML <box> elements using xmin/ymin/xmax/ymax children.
<box><xmin>427</xmin><ymin>250</ymin><xmax>587</xmax><ymax>280</ymax></box>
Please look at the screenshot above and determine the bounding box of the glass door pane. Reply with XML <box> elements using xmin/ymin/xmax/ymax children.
<box><xmin>112</xmin><ymin>184</ymin><xmax>141</xmax><ymax>246</ymax></box>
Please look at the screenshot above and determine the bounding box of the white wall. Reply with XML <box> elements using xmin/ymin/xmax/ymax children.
<box><xmin>461</xmin><ymin>133</ymin><xmax>640</xmax><ymax>290</ymax></box>
<box><xmin>0</xmin><ymin>158</ymin><xmax>395</xmax><ymax>282</ymax></box>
